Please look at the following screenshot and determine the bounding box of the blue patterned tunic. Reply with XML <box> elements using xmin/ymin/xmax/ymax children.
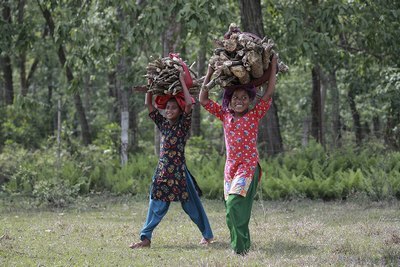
<box><xmin>149</xmin><ymin>109</ymin><xmax>192</xmax><ymax>202</ymax></box>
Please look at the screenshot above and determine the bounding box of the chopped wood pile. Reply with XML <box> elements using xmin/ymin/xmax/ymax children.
<box><xmin>140</xmin><ymin>56</ymin><xmax>201</xmax><ymax>96</ymax></box>
<box><xmin>206</xmin><ymin>23</ymin><xmax>288</xmax><ymax>90</ymax></box>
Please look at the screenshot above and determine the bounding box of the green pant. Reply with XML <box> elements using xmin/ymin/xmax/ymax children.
<box><xmin>225</xmin><ymin>165</ymin><xmax>260</xmax><ymax>254</ymax></box>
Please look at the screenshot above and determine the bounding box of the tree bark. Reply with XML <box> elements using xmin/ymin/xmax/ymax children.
<box><xmin>328</xmin><ymin>70</ymin><xmax>341</xmax><ymax>148</ymax></box>
<box><xmin>384</xmin><ymin>101</ymin><xmax>400</xmax><ymax>149</ymax></box>
<box><xmin>107</xmin><ymin>71</ymin><xmax>119</xmax><ymax>123</ymax></box>
<box><xmin>239</xmin><ymin>0</ymin><xmax>283</xmax><ymax>156</ymax></box>
<box><xmin>17</xmin><ymin>0</ymin><xmax>29</xmax><ymax>96</ymax></box>
<box><xmin>2</xmin><ymin>0</ymin><xmax>14</xmax><ymax>105</ymax></box>
<box><xmin>40</xmin><ymin>5</ymin><xmax>92</xmax><ymax>145</ymax></box>
<box><xmin>348</xmin><ymin>87</ymin><xmax>362</xmax><ymax>146</ymax></box>
<box><xmin>1</xmin><ymin>55</ymin><xmax>13</xmax><ymax>106</ymax></box>
<box><xmin>129</xmin><ymin>103</ymin><xmax>138</xmax><ymax>151</ymax></box>
<box><xmin>192</xmin><ymin>33</ymin><xmax>207</xmax><ymax>136</ymax></box>
<box><xmin>302</xmin><ymin>117</ymin><xmax>311</xmax><ymax>147</ymax></box>
<box><xmin>154</xmin><ymin>10</ymin><xmax>182</xmax><ymax>156</ymax></box>
<box><xmin>239</xmin><ymin>0</ymin><xmax>264</xmax><ymax>38</ymax></box>
<box><xmin>311</xmin><ymin>65</ymin><xmax>324</xmax><ymax>145</ymax></box>
<box><xmin>116</xmin><ymin>7</ymin><xmax>129</xmax><ymax>165</ymax></box>
<box><xmin>372</xmin><ymin>116</ymin><xmax>381</xmax><ymax>139</ymax></box>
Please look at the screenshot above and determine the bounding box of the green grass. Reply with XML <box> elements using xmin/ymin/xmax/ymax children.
<box><xmin>1</xmin><ymin>195</ymin><xmax>399</xmax><ymax>266</ymax></box>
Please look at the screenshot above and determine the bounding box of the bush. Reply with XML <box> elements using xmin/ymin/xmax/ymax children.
<box><xmin>1</xmin><ymin>141</ymin><xmax>399</xmax><ymax>205</ymax></box>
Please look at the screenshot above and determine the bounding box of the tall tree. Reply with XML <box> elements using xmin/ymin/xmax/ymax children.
<box><xmin>1</xmin><ymin>0</ymin><xmax>14</xmax><ymax>105</ymax></box>
<box><xmin>38</xmin><ymin>2</ymin><xmax>92</xmax><ymax>145</ymax></box>
<box><xmin>239</xmin><ymin>0</ymin><xmax>284</xmax><ymax>156</ymax></box>
<box><xmin>152</xmin><ymin>9</ymin><xmax>182</xmax><ymax>156</ymax></box>
<box><xmin>326</xmin><ymin>69</ymin><xmax>341</xmax><ymax>148</ymax></box>
<box><xmin>310</xmin><ymin>64</ymin><xmax>324</xmax><ymax>145</ymax></box>
<box><xmin>116</xmin><ymin>6</ymin><xmax>129</xmax><ymax>165</ymax></box>
<box><xmin>191</xmin><ymin>32</ymin><xmax>207</xmax><ymax>136</ymax></box>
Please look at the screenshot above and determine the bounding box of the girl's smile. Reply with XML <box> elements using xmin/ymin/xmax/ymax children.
<box><xmin>230</xmin><ymin>89</ymin><xmax>250</xmax><ymax>116</ymax></box>
<box><xmin>165</xmin><ymin>99</ymin><xmax>182</xmax><ymax>123</ymax></box>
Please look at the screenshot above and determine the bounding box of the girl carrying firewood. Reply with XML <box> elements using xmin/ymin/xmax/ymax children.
<box><xmin>199</xmin><ymin>54</ymin><xmax>278</xmax><ymax>255</ymax></box>
<box><xmin>129</xmin><ymin>62</ymin><xmax>214</xmax><ymax>249</ymax></box>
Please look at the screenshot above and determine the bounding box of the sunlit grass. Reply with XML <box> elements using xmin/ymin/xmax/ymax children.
<box><xmin>1</xmin><ymin>196</ymin><xmax>399</xmax><ymax>266</ymax></box>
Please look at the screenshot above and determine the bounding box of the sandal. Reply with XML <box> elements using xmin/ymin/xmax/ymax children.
<box><xmin>129</xmin><ymin>238</ymin><xmax>151</xmax><ymax>249</ymax></box>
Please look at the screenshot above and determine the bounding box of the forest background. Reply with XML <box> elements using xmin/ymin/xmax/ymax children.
<box><xmin>0</xmin><ymin>0</ymin><xmax>399</xmax><ymax>207</ymax></box>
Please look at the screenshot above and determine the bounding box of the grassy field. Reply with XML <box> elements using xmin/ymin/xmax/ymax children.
<box><xmin>1</xmin><ymin>195</ymin><xmax>399</xmax><ymax>266</ymax></box>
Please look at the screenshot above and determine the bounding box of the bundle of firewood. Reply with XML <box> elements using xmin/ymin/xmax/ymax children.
<box><xmin>206</xmin><ymin>23</ymin><xmax>288</xmax><ymax>90</ymax></box>
<box><xmin>143</xmin><ymin>56</ymin><xmax>201</xmax><ymax>96</ymax></box>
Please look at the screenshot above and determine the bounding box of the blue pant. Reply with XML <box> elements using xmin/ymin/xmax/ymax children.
<box><xmin>139</xmin><ymin>169</ymin><xmax>213</xmax><ymax>241</ymax></box>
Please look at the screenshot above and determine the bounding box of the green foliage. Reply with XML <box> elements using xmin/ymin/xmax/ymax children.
<box><xmin>1</xmin><ymin>0</ymin><xmax>400</xmax><ymax>207</ymax></box>
<box><xmin>1</xmin><ymin>96</ymin><xmax>53</xmax><ymax>149</ymax></box>
<box><xmin>1</xmin><ymin>141</ymin><xmax>399</xmax><ymax>205</ymax></box>
<box><xmin>260</xmin><ymin>142</ymin><xmax>400</xmax><ymax>201</ymax></box>
<box><xmin>186</xmin><ymin>136</ymin><xmax>225</xmax><ymax>199</ymax></box>
<box><xmin>92</xmin><ymin>122</ymin><xmax>121</xmax><ymax>155</ymax></box>
<box><xmin>33</xmin><ymin>179</ymin><xmax>80</xmax><ymax>208</ymax></box>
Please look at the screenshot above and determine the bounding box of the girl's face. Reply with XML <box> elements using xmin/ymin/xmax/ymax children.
<box><xmin>230</xmin><ymin>89</ymin><xmax>250</xmax><ymax>116</ymax></box>
<box><xmin>165</xmin><ymin>99</ymin><xmax>182</xmax><ymax>123</ymax></box>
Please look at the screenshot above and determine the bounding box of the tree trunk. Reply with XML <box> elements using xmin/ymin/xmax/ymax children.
<box><xmin>116</xmin><ymin>7</ymin><xmax>129</xmax><ymax>165</ymax></box>
<box><xmin>2</xmin><ymin>0</ymin><xmax>14</xmax><ymax>105</ymax></box>
<box><xmin>46</xmin><ymin>65</ymin><xmax>55</xmax><ymax>135</ymax></box>
<box><xmin>107</xmin><ymin>71</ymin><xmax>119</xmax><ymax>123</ymax></box>
<box><xmin>129</xmin><ymin>104</ymin><xmax>138</xmax><ymax>152</ymax></box>
<box><xmin>192</xmin><ymin>33</ymin><xmax>207</xmax><ymax>136</ymax></box>
<box><xmin>372</xmin><ymin>116</ymin><xmax>381</xmax><ymax>139</ymax></box>
<box><xmin>40</xmin><ymin>6</ymin><xmax>92</xmax><ymax>145</ymax></box>
<box><xmin>239</xmin><ymin>0</ymin><xmax>283</xmax><ymax>156</ymax></box>
<box><xmin>25</xmin><ymin>26</ymin><xmax>49</xmax><ymax>94</ymax></box>
<box><xmin>0</xmin><ymin>58</ymin><xmax>3</xmax><ymax>104</ymax></box>
<box><xmin>328</xmin><ymin>70</ymin><xmax>341</xmax><ymax>148</ymax></box>
<box><xmin>1</xmin><ymin>55</ymin><xmax>13</xmax><ymax>106</ymax></box>
<box><xmin>83</xmin><ymin>75</ymin><xmax>91</xmax><ymax>116</ymax></box>
<box><xmin>384</xmin><ymin>101</ymin><xmax>400</xmax><ymax>149</ymax></box>
<box><xmin>311</xmin><ymin>65</ymin><xmax>324</xmax><ymax>145</ymax></box>
<box><xmin>302</xmin><ymin>117</ymin><xmax>311</xmax><ymax>147</ymax></box>
<box><xmin>154</xmin><ymin>11</ymin><xmax>182</xmax><ymax>156</ymax></box>
<box><xmin>17</xmin><ymin>0</ymin><xmax>29</xmax><ymax>96</ymax></box>
<box><xmin>239</xmin><ymin>0</ymin><xmax>264</xmax><ymax>37</ymax></box>
<box><xmin>348</xmin><ymin>87</ymin><xmax>362</xmax><ymax>146</ymax></box>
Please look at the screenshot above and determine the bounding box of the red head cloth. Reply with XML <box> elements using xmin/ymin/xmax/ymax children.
<box><xmin>154</xmin><ymin>92</ymin><xmax>195</xmax><ymax>111</ymax></box>
<box><xmin>169</xmin><ymin>53</ymin><xmax>193</xmax><ymax>89</ymax></box>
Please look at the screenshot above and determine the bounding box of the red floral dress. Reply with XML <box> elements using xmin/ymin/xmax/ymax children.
<box><xmin>202</xmin><ymin>98</ymin><xmax>272</xmax><ymax>200</ymax></box>
<box><xmin>149</xmin><ymin>109</ymin><xmax>192</xmax><ymax>202</ymax></box>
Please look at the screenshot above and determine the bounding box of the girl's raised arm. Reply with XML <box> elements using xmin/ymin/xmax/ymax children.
<box><xmin>179</xmin><ymin>71</ymin><xmax>193</xmax><ymax>114</ymax></box>
<box><xmin>145</xmin><ymin>78</ymin><xmax>155</xmax><ymax>113</ymax></box>
<box><xmin>145</xmin><ymin>91</ymin><xmax>154</xmax><ymax>113</ymax></box>
<box><xmin>261</xmin><ymin>54</ymin><xmax>278</xmax><ymax>102</ymax></box>
<box><xmin>199</xmin><ymin>65</ymin><xmax>214</xmax><ymax>106</ymax></box>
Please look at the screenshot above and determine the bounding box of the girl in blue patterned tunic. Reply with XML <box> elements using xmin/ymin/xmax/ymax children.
<box><xmin>129</xmin><ymin>68</ymin><xmax>214</xmax><ymax>249</ymax></box>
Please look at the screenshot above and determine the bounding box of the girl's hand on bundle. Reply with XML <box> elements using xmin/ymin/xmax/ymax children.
<box><xmin>179</xmin><ymin>68</ymin><xmax>186</xmax><ymax>81</ymax></box>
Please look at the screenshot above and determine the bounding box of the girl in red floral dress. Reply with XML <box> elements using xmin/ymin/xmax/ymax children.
<box><xmin>130</xmin><ymin>66</ymin><xmax>213</xmax><ymax>249</ymax></box>
<box><xmin>199</xmin><ymin>54</ymin><xmax>278</xmax><ymax>255</ymax></box>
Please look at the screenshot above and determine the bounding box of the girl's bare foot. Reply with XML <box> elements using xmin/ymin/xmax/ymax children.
<box><xmin>129</xmin><ymin>238</ymin><xmax>151</xmax><ymax>249</ymax></box>
<box><xmin>199</xmin><ymin>237</ymin><xmax>213</xmax><ymax>245</ymax></box>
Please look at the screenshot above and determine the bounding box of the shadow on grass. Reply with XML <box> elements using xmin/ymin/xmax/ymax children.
<box><xmin>255</xmin><ymin>240</ymin><xmax>318</xmax><ymax>255</ymax></box>
<box><xmin>155</xmin><ymin>240</ymin><xmax>317</xmax><ymax>256</ymax></box>
<box><xmin>158</xmin><ymin>240</ymin><xmax>231</xmax><ymax>251</ymax></box>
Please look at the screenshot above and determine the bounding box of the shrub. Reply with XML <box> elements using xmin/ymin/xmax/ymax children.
<box><xmin>1</xmin><ymin>141</ymin><xmax>399</xmax><ymax>205</ymax></box>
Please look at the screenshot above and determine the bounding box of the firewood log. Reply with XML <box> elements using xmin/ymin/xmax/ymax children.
<box><xmin>206</xmin><ymin>23</ymin><xmax>288</xmax><ymax>91</ymax></box>
<box><xmin>230</xmin><ymin>65</ymin><xmax>251</xmax><ymax>84</ymax></box>
<box><xmin>247</xmin><ymin>50</ymin><xmax>264</xmax><ymax>78</ymax></box>
<box><xmin>134</xmin><ymin>56</ymin><xmax>200</xmax><ymax>96</ymax></box>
